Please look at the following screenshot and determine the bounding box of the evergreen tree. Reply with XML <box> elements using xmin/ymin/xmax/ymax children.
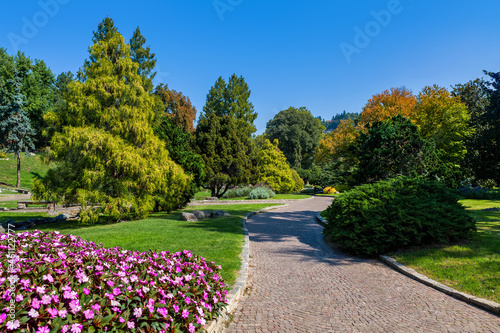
<box><xmin>0</xmin><ymin>71</ymin><xmax>35</xmax><ymax>188</ymax></box>
<box><xmin>195</xmin><ymin>113</ymin><xmax>251</xmax><ymax>197</ymax></box>
<box><xmin>201</xmin><ymin>74</ymin><xmax>257</xmax><ymax>137</ymax></box>
<box><xmin>130</xmin><ymin>27</ymin><xmax>157</xmax><ymax>92</ymax></box>
<box><xmin>33</xmin><ymin>28</ymin><xmax>191</xmax><ymax>223</ymax></box>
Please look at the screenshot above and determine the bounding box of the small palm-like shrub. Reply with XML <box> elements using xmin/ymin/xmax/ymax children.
<box><xmin>323</xmin><ymin>177</ymin><xmax>476</xmax><ymax>257</ymax></box>
<box><xmin>0</xmin><ymin>231</ymin><xmax>228</xmax><ymax>332</ymax></box>
<box><xmin>248</xmin><ymin>187</ymin><xmax>275</xmax><ymax>200</ymax></box>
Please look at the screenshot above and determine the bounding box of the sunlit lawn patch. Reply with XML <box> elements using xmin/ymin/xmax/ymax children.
<box><xmin>392</xmin><ymin>199</ymin><xmax>500</xmax><ymax>303</ymax></box>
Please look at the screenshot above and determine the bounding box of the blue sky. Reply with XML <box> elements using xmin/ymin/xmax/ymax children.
<box><xmin>1</xmin><ymin>0</ymin><xmax>499</xmax><ymax>134</ymax></box>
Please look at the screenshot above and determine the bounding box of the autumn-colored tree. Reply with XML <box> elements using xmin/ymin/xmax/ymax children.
<box><xmin>33</xmin><ymin>28</ymin><xmax>191</xmax><ymax>223</ymax></box>
<box><xmin>414</xmin><ymin>85</ymin><xmax>472</xmax><ymax>166</ymax></box>
<box><xmin>315</xmin><ymin>119</ymin><xmax>359</xmax><ymax>165</ymax></box>
<box><xmin>155</xmin><ymin>83</ymin><xmax>196</xmax><ymax>133</ymax></box>
<box><xmin>359</xmin><ymin>86</ymin><xmax>416</xmax><ymax>127</ymax></box>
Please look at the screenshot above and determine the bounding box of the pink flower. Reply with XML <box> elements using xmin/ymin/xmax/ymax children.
<box><xmin>83</xmin><ymin>288</ymin><xmax>90</xmax><ymax>295</ymax></box>
<box><xmin>0</xmin><ymin>313</ymin><xmax>6</xmax><ymax>323</ymax></box>
<box><xmin>105</xmin><ymin>293</ymin><xmax>114</xmax><ymax>300</ymax></box>
<box><xmin>47</xmin><ymin>308</ymin><xmax>59</xmax><ymax>318</ymax></box>
<box><xmin>36</xmin><ymin>325</ymin><xmax>50</xmax><ymax>333</ymax></box>
<box><xmin>36</xmin><ymin>286</ymin><xmax>46</xmax><ymax>294</ymax></box>
<box><xmin>91</xmin><ymin>303</ymin><xmax>101</xmax><ymax>312</ymax></box>
<box><xmin>83</xmin><ymin>309</ymin><xmax>94</xmax><ymax>319</ymax></box>
<box><xmin>28</xmin><ymin>308</ymin><xmax>40</xmax><ymax>318</ymax></box>
<box><xmin>15</xmin><ymin>294</ymin><xmax>23</xmax><ymax>302</ymax></box>
<box><xmin>185</xmin><ymin>296</ymin><xmax>191</xmax><ymax>304</ymax></box>
<box><xmin>119</xmin><ymin>317</ymin><xmax>125</xmax><ymax>323</ymax></box>
<box><xmin>61</xmin><ymin>325</ymin><xmax>69</xmax><ymax>333</ymax></box>
<box><xmin>32</xmin><ymin>297</ymin><xmax>41</xmax><ymax>309</ymax></box>
<box><xmin>127</xmin><ymin>321</ymin><xmax>135</xmax><ymax>329</ymax></box>
<box><xmin>106</xmin><ymin>280</ymin><xmax>115</xmax><ymax>287</ymax></box>
<box><xmin>6</xmin><ymin>320</ymin><xmax>20</xmax><ymax>330</ymax></box>
<box><xmin>133</xmin><ymin>307</ymin><xmax>142</xmax><ymax>318</ymax></box>
<box><xmin>112</xmin><ymin>287</ymin><xmax>121</xmax><ymax>296</ymax></box>
<box><xmin>59</xmin><ymin>309</ymin><xmax>68</xmax><ymax>318</ymax></box>
<box><xmin>182</xmin><ymin>308</ymin><xmax>189</xmax><ymax>319</ymax></box>
<box><xmin>173</xmin><ymin>304</ymin><xmax>179</xmax><ymax>313</ymax></box>
<box><xmin>42</xmin><ymin>274</ymin><xmax>54</xmax><ymax>283</ymax></box>
<box><xmin>188</xmin><ymin>323</ymin><xmax>196</xmax><ymax>333</ymax></box>
<box><xmin>58</xmin><ymin>251</ymin><xmax>67</xmax><ymax>259</ymax></box>
<box><xmin>157</xmin><ymin>307</ymin><xmax>168</xmax><ymax>318</ymax></box>
<box><xmin>52</xmin><ymin>295</ymin><xmax>60</xmax><ymax>303</ymax></box>
<box><xmin>196</xmin><ymin>315</ymin><xmax>206</xmax><ymax>326</ymax></box>
<box><xmin>71</xmin><ymin>323</ymin><xmax>83</xmax><ymax>333</ymax></box>
<box><xmin>41</xmin><ymin>294</ymin><xmax>52</xmax><ymax>305</ymax></box>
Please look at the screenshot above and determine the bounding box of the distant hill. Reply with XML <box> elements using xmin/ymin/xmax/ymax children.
<box><xmin>317</xmin><ymin>111</ymin><xmax>359</xmax><ymax>133</ymax></box>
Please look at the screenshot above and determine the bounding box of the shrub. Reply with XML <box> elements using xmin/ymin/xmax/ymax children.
<box><xmin>459</xmin><ymin>186</ymin><xmax>500</xmax><ymax>200</ymax></box>
<box><xmin>223</xmin><ymin>186</ymin><xmax>253</xmax><ymax>198</ymax></box>
<box><xmin>333</xmin><ymin>184</ymin><xmax>352</xmax><ymax>192</ymax></box>
<box><xmin>290</xmin><ymin>169</ymin><xmax>305</xmax><ymax>193</ymax></box>
<box><xmin>300</xmin><ymin>188</ymin><xmax>315</xmax><ymax>195</ymax></box>
<box><xmin>323</xmin><ymin>187</ymin><xmax>337</xmax><ymax>194</ymax></box>
<box><xmin>248</xmin><ymin>187</ymin><xmax>275</xmax><ymax>199</ymax></box>
<box><xmin>0</xmin><ymin>231</ymin><xmax>228</xmax><ymax>332</ymax></box>
<box><xmin>323</xmin><ymin>177</ymin><xmax>476</xmax><ymax>257</ymax></box>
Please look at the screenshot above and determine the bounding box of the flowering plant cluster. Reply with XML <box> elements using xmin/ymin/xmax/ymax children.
<box><xmin>323</xmin><ymin>187</ymin><xmax>337</xmax><ymax>194</ymax></box>
<box><xmin>0</xmin><ymin>230</ymin><xmax>228</xmax><ymax>332</ymax></box>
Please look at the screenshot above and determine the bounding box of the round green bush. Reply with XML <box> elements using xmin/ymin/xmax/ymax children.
<box><xmin>323</xmin><ymin>177</ymin><xmax>476</xmax><ymax>257</ymax></box>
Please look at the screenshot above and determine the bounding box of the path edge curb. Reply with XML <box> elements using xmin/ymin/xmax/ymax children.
<box><xmin>205</xmin><ymin>204</ymin><xmax>289</xmax><ymax>333</ymax></box>
<box><xmin>316</xmin><ymin>213</ymin><xmax>500</xmax><ymax>316</ymax></box>
<box><xmin>379</xmin><ymin>255</ymin><xmax>500</xmax><ymax>315</ymax></box>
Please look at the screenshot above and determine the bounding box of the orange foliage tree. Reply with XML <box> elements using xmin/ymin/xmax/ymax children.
<box><xmin>154</xmin><ymin>83</ymin><xmax>196</xmax><ymax>133</ymax></box>
<box><xmin>315</xmin><ymin>119</ymin><xmax>359</xmax><ymax>165</ymax></box>
<box><xmin>359</xmin><ymin>86</ymin><xmax>416</xmax><ymax>127</ymax></box>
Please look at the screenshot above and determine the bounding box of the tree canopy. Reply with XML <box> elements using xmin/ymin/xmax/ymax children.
<box><xmin>155</xmin><ymin>83</ymin><xmax>196</xmax><ymax>133</ymax></box>
<box><xmin>201</xmin><ymin>74</ymin><xmax>257</xmax><ymax>137</ymax></box>
<box><xmin>265</xmin><ymin>106</ymin><xmax>325</xmax><ymax>169</ymax></box>
<box><xmin>195</xmin><ymin>113</ymin><xmax>251</xmax><ymax>197</ymax></box>
<box><xmin>359</xmin><ymin>86</ymin><xmax>416</xmax><ymax>126</ymax></box>
<box><xmin>33</xmin><ymin>27</ymin><xmax>191</xmax><ymax>223</ymax></box>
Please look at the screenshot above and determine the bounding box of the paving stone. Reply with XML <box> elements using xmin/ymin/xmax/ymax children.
<box><xmin>224</xmin><ymin>197</ymin><xmax>500</xmax><ymax>333</ymax></box>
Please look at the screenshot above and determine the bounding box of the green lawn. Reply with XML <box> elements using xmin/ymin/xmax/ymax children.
<box><xmin>14</xmin><ymin>203</ymin><xmax>280</xmax><ymax>287</ymax></box>
<box><xmin>0</xmin><ymin>153</ymin><xmax>51</xmax><ymax>190</ymax></box>
<box><xmin>392</xmin><ymin>199</ymin><xmax>500</xmax><ymax>303</ymax></box>
<box><xmin>0</xmin><ymin>212</ymin><xmax>50</xmax><ymax>223</ymax></box>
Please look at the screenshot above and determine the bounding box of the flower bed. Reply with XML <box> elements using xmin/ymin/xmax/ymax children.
<box><xmin>0</xmin><ymin>230</ymin><xmax>228</xmax><ymax>332</ymax></box>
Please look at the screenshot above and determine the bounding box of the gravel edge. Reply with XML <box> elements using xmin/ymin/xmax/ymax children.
<box><xmin>315</xmin><ymin>213</ymin><xmax>500</xmax><ymax>316</ymax></box>
<box><xmin>205</xmin><ymin>204</ymin><xmax>289</xmax><ymax>333</ymax></box>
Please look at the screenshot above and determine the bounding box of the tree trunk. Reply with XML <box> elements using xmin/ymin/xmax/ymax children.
<box><xmin>16</xmin><ymin>153</ymin><xmax>21</xmax><ymax>188</ymax></box>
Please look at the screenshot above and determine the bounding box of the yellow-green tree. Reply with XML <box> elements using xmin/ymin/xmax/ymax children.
<box><xmin>256</xmin><ymin>139</ymin><xmax>300</xmax><ymax>193</ymax></box>
<box><xmin>414</xmin><ymin>85</ymin><xmax>473</xmax><ymax>165</ymax></box>
<box><xmin>315</xmin><ymin>119</ymin><xmax>359</xmax><ymax>165</ymax></box>
<box><xmin>33</xmin><ymin>27</ymin><xmax>191</xmax><ymax>223</ymax></box>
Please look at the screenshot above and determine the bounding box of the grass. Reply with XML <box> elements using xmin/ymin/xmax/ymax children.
<box><xmin>392</xmin><ymin>199</ymin><xmax>500</xmax><ymax>303</ymax></box>
<box><xmin>0</xmin><ymin>152</ymin><xmax>51</xmax><ymax>190</ymax></box>
<box><xmin>15</xmin><ymin>203</ymin><xmax>280</xmax><ymax>287</ymax></box>
<box><xmin>0</xmin><ymin>212</ymin><xmax>50</xmax><ymax>223</ymax></box>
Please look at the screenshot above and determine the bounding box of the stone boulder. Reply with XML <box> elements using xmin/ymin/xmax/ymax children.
<box><xmin>180</xmin><ymin>213</ymin><xmax>198</xmax><ymax>222</ymax></box>
<box><xmin>192</xmin><ymin>210</ymin><xmax>206</xmax><ymax>219</ymax></box>
<box><xmin>211</xmin><ymin>210</ymin><xmax>230</xmax><ymax>218</ymax></box>
<box><xmin>206</xmin><ymin>197</ymin><xmax>219</xmax><ymax>201</ymax></box>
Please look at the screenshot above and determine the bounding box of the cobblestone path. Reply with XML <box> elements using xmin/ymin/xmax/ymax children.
<box><xmin>225</xmin><ymin>196</ymin><xmax>500</xmax><ymax>333</ymax></box>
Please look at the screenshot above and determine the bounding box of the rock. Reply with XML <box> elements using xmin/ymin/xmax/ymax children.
<box><xmin>206</xmin><ymin>197</ymin><xmax>219</xmax><ymax>201</ymax></box>
<box><xmin>192</xmin><ymin>210</ymin><xmax>206</xmax><ymax>219</ymax></box>
<box><xmin>211</xmin><ymin>210</ymin><xmax>230</xmax><ymax>218</ymax></box>
<box><xmin>54</xmin><ymin>214</ymin><xmax>69</xmax><ymax>222</ymax></box>
<box><xmin>1</xmin><ymin>207</ymin><xmax>7</xmax><ymax>211</ymax></box>
<box><xmin>17</xmin><ymin>203</ymin><xmax>26</xmax><ymax>209</ymax></box>
<box><xmin>180</xmin><ymin>213</ymin><xmax>198</xmax><ymax>222</ymax></box>
<box><xmin>0</xmin><ymin>225</ymin><xmax>5</xmax><ymax>233</ymax></box>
